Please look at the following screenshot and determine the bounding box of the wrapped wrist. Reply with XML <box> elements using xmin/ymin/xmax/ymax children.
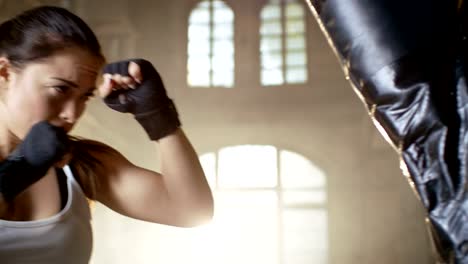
<box><xmin>134</xmin><ymin>99</ymin><xmax>181</xmax><ymax>141</ymax></box>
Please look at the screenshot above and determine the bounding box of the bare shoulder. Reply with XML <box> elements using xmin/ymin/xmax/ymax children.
<box><xmin>68</xmin><ymin>137</ymin><xmax>135</xmax><ymax>199</ymax></box>
<box><xmin>69</xmin><ymin>137</ymin><xmax>172</xmax><ymax>223</ymax></box>
<box><xmin>70</xmin><ymin>137</ymin><xmax>129</xmax><ymax>166</ymax></box>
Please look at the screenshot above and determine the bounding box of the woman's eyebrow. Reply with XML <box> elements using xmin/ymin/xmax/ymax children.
<box><xmin>51</xmin><ymin>77</ymin><xmax>96</xmax><ymax>93</ymax></box>
<box><xmin>50</xmin><ymin>77</ymin><xmax>79</xmax><ymax>88</ymax></box>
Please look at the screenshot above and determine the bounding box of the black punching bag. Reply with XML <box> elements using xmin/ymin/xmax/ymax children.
<box><xmin>304</xmin><ymin>0</ymin><xmax>467</xmax><ymax>263</ymax></box>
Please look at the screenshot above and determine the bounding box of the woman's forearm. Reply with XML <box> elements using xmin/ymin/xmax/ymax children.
<box><xmin>157</xmin><ymin>128</ymin><xmax>214</xmax><ymax>226</ymax></box>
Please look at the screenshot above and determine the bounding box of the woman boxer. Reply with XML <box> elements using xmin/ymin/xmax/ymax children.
<box><xmin>0</xmin><ymin>5</ymin><xmax>213</xmax><ymax>263</ymax></box>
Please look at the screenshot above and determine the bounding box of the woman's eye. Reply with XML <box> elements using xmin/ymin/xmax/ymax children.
<box><xmin>84</xmin><ymin>94</ymin><xmax>94</xmax><ymax>101</ymax></box>
<box><xmin>85</xmin><ymin>91</ymin><xmax>95</xmax><ymax>99</ymax></box>
<box><xmin>80</xmin><ymin>91</ymin><xmax>95</xmax><ymax>102</ymax></box>
<box><xmin>51</xmin><ymin>85</ymin><xmax>69</xmax><ymax>94</ymax></box>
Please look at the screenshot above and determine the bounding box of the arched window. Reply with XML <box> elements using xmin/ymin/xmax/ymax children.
<box><xmin>260</xmin><ymin>0</ymin><xmax>308</xmax><ymax>86</ymax></box>
<box><xmin>187</xmin><ymin>0</ymin><xmax>234</xmax><ymax>88</ymax></box>
<box><xmin>198</xmin><ymin>145</ymin><xmax>328</xmax><ymax>263</ymax></box>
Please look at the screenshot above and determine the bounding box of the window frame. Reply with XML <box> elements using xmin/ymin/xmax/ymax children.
<box><xmin>199</xmin><ymin>145</ymin><xmax>329</xmax><ymax>264</ymax></box>
<box><xmin>187</xmin><ymin>0</ymin><xmax>236</xmax><ymax>88</ymax></box>
<box><xmin>260</xmin><ymin>0</ymin><xmax>309</xmax><ymax>87</ymax></box>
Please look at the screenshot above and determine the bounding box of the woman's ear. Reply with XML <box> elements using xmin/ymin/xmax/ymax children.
<box><xmin>0</xmin><ymin>57</ymin><xmax>11</xmax><ymax>100</ymax></box>
<box><xmin>0</xmin><ymin>57</ymin><xmax>10</xmax><ymax>83</ymax></box>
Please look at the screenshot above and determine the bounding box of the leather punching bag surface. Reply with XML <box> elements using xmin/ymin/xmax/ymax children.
<box><xmin>304</xmin><ymin>0</ymin><xmax>467</xmax><ymax>263</ymax></box>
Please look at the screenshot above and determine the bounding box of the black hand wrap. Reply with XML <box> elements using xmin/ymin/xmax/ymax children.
<box><xmin>0</xmin><ymin>121</ymin><xmax>69</xmax><ymax>202</ymax></box>
<box><xmin>102</xmin><ymin>59</ymin><xmax>181</xmax><ymax>141</ymax></box>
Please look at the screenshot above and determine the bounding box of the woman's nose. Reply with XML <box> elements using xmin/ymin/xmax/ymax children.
<box><xmin>59</xmin><ymin>101</ymin><xmax>81</xmax><ymax>124</ymax></box>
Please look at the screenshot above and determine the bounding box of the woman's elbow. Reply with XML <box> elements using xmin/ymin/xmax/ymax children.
<box><xmin>177</xmin><ymin>198</ymin><xmax>214</xmax><ymax>228</ymax></box>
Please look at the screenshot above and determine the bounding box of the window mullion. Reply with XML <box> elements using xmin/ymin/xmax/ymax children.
<box><xmin>209</xmin><ymin>0</ymin><xmax>214</xmax><ymax>87</ymax></box>
<box><xmin>281</xmin><ymin>0</ymin><xmax>287</xmax><ymax>85</ymax></box>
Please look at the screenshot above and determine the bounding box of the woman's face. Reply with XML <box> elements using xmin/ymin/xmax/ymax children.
<box><xmin>1</xmin><ymin>47</ymin><xmax>103</xmax><ymax>139</ymax></box>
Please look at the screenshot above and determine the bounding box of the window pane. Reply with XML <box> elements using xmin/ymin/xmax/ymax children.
<box><xmin>286</xmin><ymin>3</ymin><xmax>304</xmax><ymax>18</ymax></box>
<box><xmin>286</xmin><ymin>51</ymin><xmax>306</xmax><ymax>66</ymax></box>
<box><xmin>188</xmin><ymin>0</ymin><xmax>236</xmax><ymax>88</ymax></box>
<box><xmin>213</xmin><ymin>39</ymin><xmax>234</xmax><ymax>55</ymax></box>
<box><xmin>188</xmin><ymin>39</ymin><xmax>210</xmax><ymax>55</ymax></box>
<box><xmin>214</xmin><ymin>6</ymin><xmax>234</xmax><ymax>23</ymax></box>
<box><xmin>286</xmin><ymin>19</ymin><xmax>305</xmax><ymax>34</ymax></box>
<box><xmin>286</xmin><ymin>35</ymin><xmax>305</xmax><ymax>50</ymax></box>
<box><xmin>282</xmin><ymin>190</ymin><xmax>327</xmax><ymax>206</ymax></box>
<box><xmin>261</xmin><ymin>21</ymin><xmax>282</xmax><ymax>35</ymax></box>
<box><xmin>212</xmin><ymin>54</ymin><xmax>234</xmax><ymax>70</ymax></box>
<box><xmin>212</xmin><ymin>52</ymin><xmax>234</xmax><ymax>84</ymax></box>
<box><xmin>261</xmin><ymin>37</ymin><xmax>282</xmax><ymax>52</ymax></box>
<box><xmin>214</xmin><ymin>23</ymin><xmax>233</xmax><ymax>39</ymax></box>
<box><xmin>283</xmin><ymin>209</ymin><xmax>328</xmax><ymax>264</ymax></box>
<box><xmin>261</xmin><ymin>52</ymin><xmax>282</xmax><ymax>69</ymax></box>
<box><xmin>204</xmin><ymin>191</ymin><xmax>279</xmax><ymax>264</ymax></box>
<box><xmin>218</xmin><ymin>145</ymin><xmax>278</xmax><ymax>188</ymax></box>
<box><xmin>188</xmin><ymin>55</ymin><xmax>211</xmax><ymax>70</ymax></box>
<box><xmin>261</xmin><ymin>4</ymin><xmax>281</xmax><ymax>20</ymax></box>
<box><xmin>189</xmin><ymin>7</ymin><xmax>210</xmax><ymax>24</ymax></box>
<box><xmin>261</xmin><ymin>69</ymin><xmax>283</xmax><ymax>86</ymax></box>
<box><xmin>286</xmin><ymin>67</ymin><xmax>307</xmax><ymax>83</ymax></box>
<box><xmin>188</xmin><ymin>24</ymin><xmax>210</xmax><ymax>40</ymax></box>
<box><xmin>213</xmin><ymin>70</ymin><xmax>234</xmax><ymax>87</ymax></box>
<box><xmin>280</xmin><ymin>150</ymin><xmax>325</xmax><ymax>188</ymax></box>
<box><xmin>187</xmin><ymin>55</ymin><xmax>211</xmax><ymax>87</ymax></box>
<box><xmin>187</xmin><ymin>70</ymin><xmax>210</xmax><ymax>87</ymax></box>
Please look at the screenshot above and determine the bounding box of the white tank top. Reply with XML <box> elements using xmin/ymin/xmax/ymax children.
<box><xmin>0</xmin><ymin>165</ymin><xmax>93</xmax><ymax>264</ymax></box>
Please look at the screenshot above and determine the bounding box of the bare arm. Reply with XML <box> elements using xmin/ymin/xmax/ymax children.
<box><xmin>95</xmin><ymin>128</ymin><xmax>214</xmax><ymax>227</ymax></box>
<box><xmin>95</xmin><ymin>59</ymin><xmax>213</xmax><ymax>227</ymax></box>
